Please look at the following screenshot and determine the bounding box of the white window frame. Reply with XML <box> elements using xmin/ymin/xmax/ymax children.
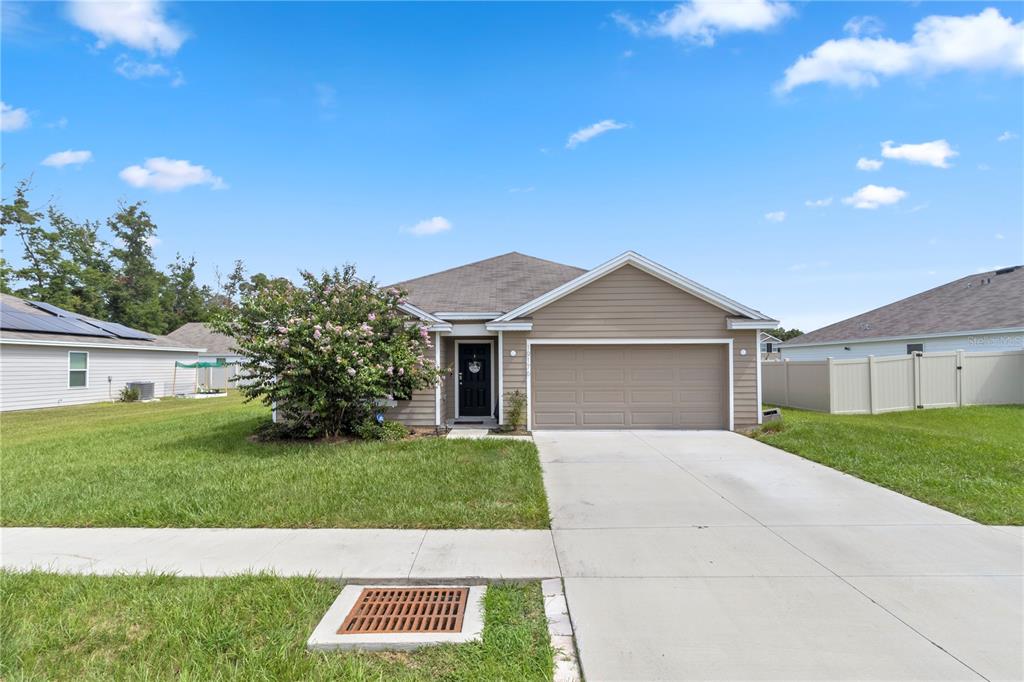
<box><xmin>525</xmin><ymin>338</ymin><xmax>734</xmax><ymax>431</ymax></box>
<box><xmin>68</xmin><ymin>350</ymin><xmax>89</xmax><ymax>389</ymax></box>
<box><xmin>454</xmin><ymin>339</ymin><xmax>495</xmax><ymax>420</ymax></box>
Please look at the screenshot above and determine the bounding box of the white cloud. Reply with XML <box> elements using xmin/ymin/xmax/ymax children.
<box><xmin>778</xmin><ymin>8</ymin><xmax>1024</xmax><ymax>93</ymax></box>
<box><xmin>406</xmin><ymin>216</ymin><xmax>452</xmax><ymax>236</ymax></box>
<box><xmin>42</xmin><ymin>150</ymin><xmax>93</xmax><ymax>167</ymax></box>
<box><xmin>113</xmin><ymin>54</ymin><xmax>183</xmax><ymax>86</ymax></box>
<box><xmin>843</xmin><ymin>184</ymin><xmax>907</xmax><ymax>209</ymax></box>
<box><xmin>68</xmin><ymin>0</ymin><xmax>186</xmax><ymax>55</ymax></box>
<box><xmin>565</xmin><ymin>119</ymin><xmax>628</xmax><ymax>149</ymax></box>
<box><xmin>856</xmin><ymin>157</ymin><xmax>883</xmax><ymax>171</ymax></box>
<box><xmin>844</xmin><ymin>16</ymin><xmax>884</xmax><ymax>37</ymax></box>
<box><xmin>995</xmin><ymin>233</ymin><xmax>1005</xmax><ymax>240</ymax></box>
<box><xmin>764</xmin><ymin>211</ymin><xmax>786</xmax><ymax>222</ymax></box>
<box><xmin>998</xmin><ymin>130</ymin><xmax>1018</xmax><ymax>142</ymax></box>
<box><xmin>1</xmin><ymin>101</ymin><xmax>29</xmax><ymax>131</ymax></box>
<box><xmin>145</xmin><ymin>235</ymin><xmax>161</xmax><ymax>248</ymax></box>
<box><xmin>881</xmin><ymin>139</ymin><xmax>957</xmax><ymax>168</ymax></box>
<box><xmin>614</xmin><ymin>0</ymin><xmax>792</xmax><ymax>46</ymax></box>
<box><xmin>804</xmin><ymin>197</ymin><xmax>833</xmax><ymax>207</ymax></box>
<box><xmin>46</xmin><ymin>116</ymin><xmax>69</xmax><ymax>129</ymax></box>
<box><xmin>119</xmin><ymin>157</ymin><xmax>226</xmax><ymax>191</ymax></box>
<box><xmin>622</xmin><ymin>49</ymin><xmax>634</xmax><ymax>58</ymax></box>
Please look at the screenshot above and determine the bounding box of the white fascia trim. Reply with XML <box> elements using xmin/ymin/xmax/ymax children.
<box><xmin>783</xmin><ymin>326</ymin><xmax>1024</xmax><ymax>349</ymax></box>
<box><xmin>485</xmin><ymin>321</ymin><xmax>533</xmax><ymax>331</ymax></box>
<box><xmin>497</xmin><ymin>331</ymin><xmax>504</xmax><ymax>424</ymax></box>
<box><xmin>495</xmin><ymin>251</ymin><xmax>775</xmax><ymax>323</ymax></box>
<box><xmin>427</xmin><ymin>323</ymin><xmax>453</xmax><ymax>333</ymax></box>
<box><xmin>756</xmin><ymin>340</ymin><xmax>763</xmax><ymax>425</ymax></box>
<box><xmin>525</xmin><ymin>338</ymin><xmax>735</xmax><ymax>431</ymax></box>
<box><xmin>727</xmin><ymin>318</ymin><xmax>780</xmax><ymax>330</ymax></box>
<box><xmin>399</xmin><ymin>301</ymin><xmax>447</xmax><ymax>325</ymax></box>
<box><xmin>0</xmin><ymin>338</ymin><xmax>205</xmax><ymax>353</ymax></box>
<box><xmin>435</xmin><ymin>312</ymin><xmax>503</xmax><ymax>321</ymax></box>
<box><xmin>434</xmin><ymin>332</ymin><xmax>442</xmax><ymax>426</ymax></box>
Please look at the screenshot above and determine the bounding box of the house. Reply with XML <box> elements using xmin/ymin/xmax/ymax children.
<box><xmin>166</xmin><ymin>322</ymin><xmax>245</xmax><ymax>390</ymax></box>
<box><xmin>387</xmin><ymin>251</ymin><xmax>777</xmax><ymax>431</ymax></box>
<box><xmin>0</xmin><ymin>293</ymin><xmax>203</xmax><ymax>411</ymax></box>
<box><xmin>782</xmin><ymin>265</ymin><xmax>1024</xmax><ymax>361</ymax></box>
<box><xmin>760</xmin><ymin>331</ymin><xmax>783</xmax><ymax>360</ymax></box>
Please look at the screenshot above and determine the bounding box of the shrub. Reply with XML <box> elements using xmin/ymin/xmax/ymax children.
<box><xmin>212</xmin><ymin>266</ymin><xmax>441</xmax><ymax>439</ymax></box>
<box><xmin>504</xmin><ymin>389</ymin><xmax>526</xmax><ymax>431</ymax></box>
<box><xmin>118</xmin><ymin>386</ymin><xmax>140</xmax><ymax>402</ymax></box>
<box><xmin>354</xmin><ymin>419</ymin><xmax>409</xmax><ymax>441</ymax></box>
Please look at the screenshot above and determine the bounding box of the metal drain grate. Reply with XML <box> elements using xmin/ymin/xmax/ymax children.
<box><xmin>338</xmin><ymin>588</ymin><xmax>470</xmax><ymax>634</ymax></box>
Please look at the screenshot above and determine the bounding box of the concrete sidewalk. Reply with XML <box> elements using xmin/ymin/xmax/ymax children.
<box><xmin>0</xmin><ymin>528</ymin><xmax>559</xmax><ymax>581</ymax></box>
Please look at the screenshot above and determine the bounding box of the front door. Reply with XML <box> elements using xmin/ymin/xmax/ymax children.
<box><xmin>458</xmin><ymin>343</ymin><xmax>491</xmax><ymax>417</ymax></box>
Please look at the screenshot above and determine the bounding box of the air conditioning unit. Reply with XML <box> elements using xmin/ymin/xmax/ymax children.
<box><xmin>127</xmin><ymin>381</ymin><xmax>156</xmax><ymax>401</ymax></box>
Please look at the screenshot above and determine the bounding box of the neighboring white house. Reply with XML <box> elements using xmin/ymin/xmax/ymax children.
<box><xmin>166</xmin><ymin>322</ymin><xmax>245</xmax><ymax>390</ymax></box>
<box><xmin>783</xmin><ymin>265</ymin><xmax>1024</xmax><ymax>361</ymax></box>
<box><xmin>0</xmin><ymin>293</ymin><xmax>203</xmax><ymax>412</ymax></box>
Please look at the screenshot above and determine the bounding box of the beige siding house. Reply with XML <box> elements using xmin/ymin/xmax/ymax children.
<box><xmin>389</xmin><ymin>251</ymin><xmax>777</xmax><ymax>431</ymax></box>
<box><xmin>0</xmin><ymin>294</ymin><xmax>203</xmax><ymax>412</ymax></box>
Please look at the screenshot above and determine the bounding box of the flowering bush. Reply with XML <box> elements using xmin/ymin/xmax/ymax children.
<box><xmin>213</xmin><ymin>266</ymin><xmax>441</xmax><ymax>438</ymax></box>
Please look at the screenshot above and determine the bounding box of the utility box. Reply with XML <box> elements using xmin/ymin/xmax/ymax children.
<box><xmin>127</xmin><ymin>381</ymin><xmax>156</xmax><ymax>401</ymax></box>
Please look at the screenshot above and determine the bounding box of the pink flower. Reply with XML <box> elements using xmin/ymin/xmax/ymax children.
<box><xmin>277</xmin><ymin>326</ymin><xmax>287</xmax><ymax>333</ymax></box>
<box><xmin>398</xmin><ymin>367</ymin><xmax>405</xmax><ymax>376</ymax></box>
<box><xmin>347</xmin><ymin>367</ymin><xmax>357</xmax><ymax>376</ymax></box>
<box><xmin>385</xmin><ymin>366</ymin><xmax>394</xmax><ymax>375</ymax></box>
<box><xmin>313</xmin><ymin>329</ymin><xmax>322</xmax><ymax>340</ymax></box>
<box><xmin>368</xmin><ymin>312</ymin><xmax>377</xmax><ymax>321</ymax></box>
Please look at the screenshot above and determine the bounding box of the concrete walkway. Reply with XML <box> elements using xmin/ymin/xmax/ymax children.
<box><xmin>536</xmin><ymin>430</ymin><xmax>1023</xmax><ymax>682</ymax></box>
<box><xmin>1</xmin><ymin>528</ymin><xmax>559</xmax><ymax>581</ymax></box>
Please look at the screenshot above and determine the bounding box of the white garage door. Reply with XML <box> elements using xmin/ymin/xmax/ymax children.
<box><xmin>531</xmin><ymin>344</ymin><xmax>727</xmax><ymax>429</ymax></box>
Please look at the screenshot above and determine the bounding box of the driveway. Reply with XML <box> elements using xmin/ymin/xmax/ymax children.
<box><xmin>536</xmin><ymin>430</ymin><xmax>1023</xmax><ymax>681</ymax></box>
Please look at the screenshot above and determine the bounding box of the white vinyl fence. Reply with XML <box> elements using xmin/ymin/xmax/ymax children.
<box><xmin>763</xmin><ymin>350</ymin><xmax>1024</xmax><ymax>414</ymax></box>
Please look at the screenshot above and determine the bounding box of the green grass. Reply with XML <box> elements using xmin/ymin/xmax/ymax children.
<box><xmin>0</xmin><ymin>572</ymin><xmax>554</xmax><ymax>681</ymax></box>
<box><xmin>751</xmin><ymin>405</ymin><xmax>1024</xmax><ymax>525</ymax></box>
<box><xmin>0</xmin><ymin>395</ymin><xmax>549</xmax><ymax>529</ymax></box>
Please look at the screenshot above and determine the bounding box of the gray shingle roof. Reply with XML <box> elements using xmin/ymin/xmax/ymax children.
<box><xmin>391</xmin><ymin>252</ymin><xmax>586</xmax><ymax>315</ymax></box>
<box><xmin>787</xmin><ymin>266</ymin><xmax>1024</xmax><ymax>346</ymax></box>
<box><xmin>0</xmin><ymin>293</ymin><xmax>202</xmax><ymax>350</ymax></box>
<box><xmin>166</xmin><ymin>322</ymin><xmax>238</xmax><ymax>354</ymax></box>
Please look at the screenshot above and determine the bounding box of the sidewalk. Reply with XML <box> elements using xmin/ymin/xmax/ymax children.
<box><xmin>0</xmin><ymin>527</ymin><xmax>559</xmax><ymax>581</ymax></box>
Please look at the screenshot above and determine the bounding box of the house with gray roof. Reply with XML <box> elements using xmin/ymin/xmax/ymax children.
<box><xmin>382</xmin><ymin>251</ymin><xmax>777</xmax><ymax>431</ymax></box>
<box><xmin>782</xmin><ymin>265</ymin><xmax>1024</xmax><ymax>361</ymax></box>
<box><xmin>0</xmin><ymin>293</ymin><xmax>203</xmax><ymax>411</ymax></box>
<box><xmin>166</xmin><ymin>322</ymin><xmax>246</xmax><ymax>390</ymax></box>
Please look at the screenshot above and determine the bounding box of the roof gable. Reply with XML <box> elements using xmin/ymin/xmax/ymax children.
<box><xmin>494</xmin><ymin>251</ymin><xmax>776</xmax><ymax>323</ymax></box>
<box><xmin>787</xmin><ymin>265</ymin><xmax>1024</xmax><ymax>347</ymax></box>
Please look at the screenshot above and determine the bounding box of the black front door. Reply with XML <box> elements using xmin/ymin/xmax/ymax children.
<box><xmin>458</xmin><ymin>343</ymin><xmax>491</xmax><ymax>417</ymax></box>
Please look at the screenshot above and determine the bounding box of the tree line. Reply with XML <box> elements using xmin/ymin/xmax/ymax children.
<box><xmin>0</xmin><ymin>179</ymin><xmax>275</xmax><ymax>335</ymax></box>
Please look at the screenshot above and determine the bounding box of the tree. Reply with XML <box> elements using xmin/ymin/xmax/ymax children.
<box><xmin>162</xmin><ymin>254</ymin><xmax>212</xmax><ymax>330</ymax></box>
<box><xmin>767</xmin><ymin>327</ymin><xmax>805</xmax><ymax>342</ymax></box>
<box><xmin>106</xmin><ymin>202</ymin><xmax>168</xmax><ymax>333</ymax></box>
<box><xmin>0</xmin><ymin>179</ymin><xmax>41</xmax><ymax>294</ymax></box>
<box><xmin>213</xmin><ymin>266</ymin><xmax>441</xmax><ymax>438</ymax></box>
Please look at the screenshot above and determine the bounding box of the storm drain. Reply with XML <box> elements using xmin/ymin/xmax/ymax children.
<box><xmin>308</xmin><ymin>585</ymin><xmax>486</xmax><ymax>651</ymax></box>
<box><xmin>339</xmin><ymin>587</ymin><xmax>470</xmax><ymax>634</ymax></box>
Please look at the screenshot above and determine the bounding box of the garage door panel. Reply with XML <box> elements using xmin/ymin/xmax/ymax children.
<box><xmin>532</xmin><ymin>343</ymin><xmax>726</xmax><ymax>430</ymax></box>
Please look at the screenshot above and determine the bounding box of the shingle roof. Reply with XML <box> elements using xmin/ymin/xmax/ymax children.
<box><xmin>166</xmin><ymin>322</ymin><xmax>237</xmax><ymax>354</ymax></box>
<box><xmin>0</xmin><ymin>293</ymin><xmax>202</xmax><ymax>350</ymax></box>
<box><xmin>786</xmin><ymin>266</ymin><xmax>1024</xmax><ymax>346</ymax></box>
<box><xmin>391</xmin><ymin>252</ymin><xmax>586</xmax><ymax>315</ymax></box>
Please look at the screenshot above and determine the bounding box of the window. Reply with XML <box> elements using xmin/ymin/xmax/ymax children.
<box><xmin>68</xmin><ymin>351</ymin><xmax>88</xmax><ymax>388</ymax></box>
<box><xmin>906</xmin><ymin>343</ymin><xmax>924</xmax><ymax>354</ymax></box>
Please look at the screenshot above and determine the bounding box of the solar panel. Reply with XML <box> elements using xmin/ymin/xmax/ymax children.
<box><xmin>0</xmin><ymin>310</ymin><xmax>114</xmax><ymax>337</ymax></box>
<box><xmin>27</xmin><ymin>300</ymin><xmax>76</xmax><ymax>318</ymax></box>
<box><xmin>78</xmin><ymin>316</ymin><xmax>155</xmax><ymax>341</ymax></box>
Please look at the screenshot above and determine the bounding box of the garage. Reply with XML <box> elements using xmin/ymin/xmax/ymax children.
<box><xmin>530</xmin><ymin>343</ymin><xmax>728</xmax><ymax>429</ymax></box>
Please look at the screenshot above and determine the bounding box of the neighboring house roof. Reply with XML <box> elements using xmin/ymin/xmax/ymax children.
<box><xmin>786</xmin><ymin>265</ymin><xmax>1024</xmax><ymax>347</ymax></box>
<box><xmin>166</xmin><ymin>322</ymin><xmax>238</xmax><ymax>355</ymax></box>
<box><xmin>0</xmin><ymin>293</ymin><xmax>202</xmax><ymax>351</ymax></box>
<box><xmin>760</xmin><ymin>332</ymin><xmax>783</xmax><ymax>345</ymax></box>
<box><xmin>392</xmin><ymin>252</ymin><xmax>587</xmax><ymax>315</ymax></box>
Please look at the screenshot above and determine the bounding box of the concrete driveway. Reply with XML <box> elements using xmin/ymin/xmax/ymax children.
<box><xmin>536</xmin><ymin>430</ymin><xmax>1023</xmax><ymax>682</ymax></box>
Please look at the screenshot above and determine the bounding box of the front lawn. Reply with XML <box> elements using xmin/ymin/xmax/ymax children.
<box><xmin>1</xmin><ymin>395</ymin><xmax>549</xmax><ymax>529</ymax></box>
<box><xmin>0</xmin><ymin>572</ymin><xmax>553</xmax><ymax>680</ymax></box>
<box><xmin>752</xmin><ymin>405</ymin><xmax>1024</xmax><ymax>525</ymax></box>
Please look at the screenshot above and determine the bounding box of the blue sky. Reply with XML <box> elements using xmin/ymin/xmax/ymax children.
<box><xmin>2</xmin><ymin>1</ymin><xmax>1021</xmax><ymax>331</ymax></box>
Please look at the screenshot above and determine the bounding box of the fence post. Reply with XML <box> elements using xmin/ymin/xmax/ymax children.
<box><xmin>783</xmin><ymin>359</ymin><xmax>790</xmax><ymax>407</ymax></box>
<box><xmin>826</xmin><ymin>357</ymin><xmax>834</xmax><ymax>413</ymax></box>
<box><xmin>913</xmin><ymin>352</ymin><xmax>922</xmax><ymax>409</ymax></box>
<box><xmin>868</xmin><ymin>355</ymin><xmax>878</xmax><ymax>415</ymax></box>
<box><xmin>955</xmin><ymin>350</ymin><xmax>964</xmax><ymax>407</ymax></box>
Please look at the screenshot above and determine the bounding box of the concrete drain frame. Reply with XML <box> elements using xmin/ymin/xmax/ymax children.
<box><xmin>307</xmin><ymin>585</ymin><xmax>486</xmax><ymax>651</ymax></box>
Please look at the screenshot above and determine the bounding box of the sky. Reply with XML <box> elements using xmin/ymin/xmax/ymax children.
<box><xmin>2</xmin><ymin>0</ymin><xmax>1022</xmax><ymax>332</ymax></box>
